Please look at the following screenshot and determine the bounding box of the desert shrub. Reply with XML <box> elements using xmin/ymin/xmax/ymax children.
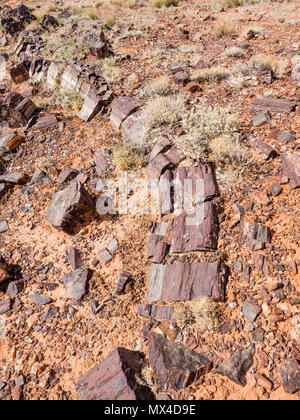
<box><xmin>191</xmin><ymin>66</ymin><xmax>230</xmax><ymax>82</ymax></box>
<box><xmin>153</xmin><ymin>0</ymin><xmax>180</xmax><ymax>7</ymax></box>
<box><xmin>174</xmin><ymin>106</ymin><xmax>238</xmax><ymax>160</ymax></box>
<box><xmin>101</xmin><ymin>57</ymin><xmax>122</xmax><ymax>84</ymax></box>
<box><xmin>112</xmin><ymin>143</ymin><xmax>146</xmax><ymax>171</ymax></box>
<box><xmin>140</xmin><ymin>76</ymin><xmax>171</xmax><ymax>99</ymax></box>
<box><xmin>210</xmin><ymin>135</ymin><xmax>251</xmax><ymax>167</ymax></box>
<box><xmin>215</xmin><ymin>20</ymin><xmax>235</xmax><ymax>38</ymax></box>
<box><xmin>52</xmin><ymin>87</ymin><xmax>84</xmax><ymax>111</ymax></box>
<box><xmin>174</xmin><ymin>297</ymin><xmax>220</xmax><ymax>332</ymax></box>
<box><xmin>249</xmin><ymin>54</ymin><xmax>288</xmax><ymax>78</ymax></box>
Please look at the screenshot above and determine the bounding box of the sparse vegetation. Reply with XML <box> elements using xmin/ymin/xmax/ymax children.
<box><xmin>153</xmin><ymin>0</ymin><xmax>180</xmax><ymax>7</ymax></box>
<box><xmin>249</xmin><ymin>54</ymin><xmax>288</xmax><ymax>78</ymax></box>
<box><xmin>101</xmin><ymin>57</ymin><xmax>123</xmax><ymax>85</ymax></box>
<box><xmin>52</xmin><ymin>87</ymin><xmax>84</xmax><ymax>111</ymax></box>
<box><xmin>223</xmin><ymin>46</ymin><xmax>244</xmax><ymax>58</ymax></box>
<box><xmin>175</xmin><ymin>297</ymin><xmax>220</xmax><ymax>332</ymax></box>
<box><xmin>112</xmin><ymin>143</ymin><xmax>147</xmax><ymax>171</ymax></box>
<box><xmin>215</xmin><ymin>20</ymin><xmax>235</xmax><ymax>38</ymax></box>
<box><xmin>191</xmin><ymin>67</ymin><xmax>231</xmax><ymax>82</ymax></box>
<box><xmin>140</xmin><ymin>76</ymin><xmax>172</xmax><ymax>99</ymax></box>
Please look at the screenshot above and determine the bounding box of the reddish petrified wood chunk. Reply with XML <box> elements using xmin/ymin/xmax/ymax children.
<box><xmin>138</xmin><ymin>304</ymin><xmax>175</xmax><ymax>321</ymax></box>
<box><xmin>147</xmin><ymin>261</ymin><xmax>227</xmax><ymax>303</ymax></box>
<box><xmin>76</xmin><ymin>348</ymin><xmax>153</xmax><ymax>400</ymax></box>
<box><xmin>281</xmin><ymin>152</ymin><xmax>300</xmax><ymax>189</ymax></box>
<box><xmin>240</xmin><ymin>221</ymin><xmax>271</xmax><ymax>251</ymax></box>
<box><xmin>248</xmin><ymin>137</ymin><xmax>277</xmax><ymax>160</ymax></box>
<box><xmin>251</xmin><ymin>96</ymin><xmax>296</xmax><ymax>113</ymax></box>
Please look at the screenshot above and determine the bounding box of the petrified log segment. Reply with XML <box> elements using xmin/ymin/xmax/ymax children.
<box><xmin>110</xmin><ymin>97</ymin><xmax>143</xmax><ymax>130</ymax></box>
<box><xmin>76</xmin><ymin>348</ymin><xmax>153</xmax><ymax>400</ymax></box>
<box><xmin>122</xmin><ymin>112</ymin><xmax>147</xmax><ymax>146</ymax></box>
<box><xmin>0</xmin><ymin>92</ymin><xmax>37</xmax><ymax>128</ymax></box>
<box><xmin>214</xmin><ymin>345</ymin><xmax>255</xmax><ymax>386</ymax></box>
<box><xmin>147</xmin><ymin>221</ymin><xmax>170</xmax><ymax>258</ymax></box>
<box><xmin>138</xmin><ymin>304</ymin><xmax>175</xmax><ymax>321</ymax></box>
<box><xmin>46</xmin><ymin>181</ymin><xmax>95</xmax><ymax>234</ymax></box>
<box><xmin>165</xmin><ymin>203</ymin><xmax>219</xmax><ymax>253</ymax></box>
<box><xmin>280</xmin><ymin>359</ymin><xmax>300</xmax><ymax>394</ymax></box>
<box><xmin>148</xmin><ymin>333</ymin><xmax>212</xmax><ymax>391</ymax></box>
<box><xmin>94</xmin><ymin>149</ymin><xmax>112</xmax><ymax>176</ymax></box>
<box><xmin>240</xmin><ymin>221</ymin><xmax>271</xmax><ymax>251</ymax></box>
<box><xmin>281</xmin><ymin>153</ymin><xmax>300</xmax><ymax>189</ymax></box>
<box><xmin>147</xmin><ymin>261</ymin><xmax>227</xmax><ymax>303</ymax></box>
<box><xmin>248</xmin><ymin>137</ymin><xmax>277</xmax><ymax>160</ymax></box>
<box><xmin>251</xmin><ymin>96</ymin><xmax>296</xmax><ymax>113</ymax></box>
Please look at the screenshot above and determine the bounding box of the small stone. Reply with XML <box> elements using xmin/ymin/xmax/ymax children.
<box><xmin>106</xmin><ymin>238</ymin><xmax>119</xmax><ymax>255</ymax></box>
<box><xmin>62</xmin><ymin>268</ymin><xmax>91</xmax><ymax>301</ymax></box>
<box><xmin>29</xmin><ymin>293</ymin><xmax>51</xmax><ymax>305</ymax></box>
<box><xmin>0</xmin><ymin>221</ymin><xmax>8</xmax><ymax>233</ymax></box>
<box><xmin>0</xmin><ymin>299</ymin><xmax>11</xmax><ymax>315</ymax></box>
<box><xmin>98</xmin><ymin>249</ymin><xmax>113</xmax><ymax>265</ymax></box>
<box><xmin>257</xmin><ymin>375</ymin><xmax>273</xmax><ymax>391</ymax></box>
<box><xmin>270</xmin><ymin>183</ymin><xmax>282</xmax><ymax>197</ymax></box>
<box><xmin>280</xmin><ymin>359</ymin><xmax>300</xmax><ymax>394</ymax></box>
<box><xmin>242</xmin><ymin>302</ymin><xmax>262</xmax><ymax>323</ymax></box>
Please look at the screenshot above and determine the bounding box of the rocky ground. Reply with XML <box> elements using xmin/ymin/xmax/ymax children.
<box><xmin>0</xmin><ymin>0</ymin><xmax>300</xmax><ymax>401</ymax></box>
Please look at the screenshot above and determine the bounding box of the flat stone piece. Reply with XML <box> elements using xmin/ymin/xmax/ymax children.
<box><xmin>152</xmin><ymin>241</ymin><xmax>169</xmax><ymax>264</ymax></box>
<box><xmin>5</xmin><ymin>279</ymin><xmax>24</xmax><ymax>298</ymax></box>
<box><xmin>215</xmin><ymin>345</ymin><xmax>255</xmax><ymax>386</ymax></box>
<box><xmin>0</xmin><ymin>299</ymin><xmax>11</xmax><ymax>315</ymax></box>
<box><xmin>276</xmin><ymin>130</ymin><xmax>295</xmax><ymax>144</ymax></box>
<box><xmin>34</xmin><ymin>114</ymin><xmax>58</xmax><ymax>130</ymax></box>
<box><xmin>147</xmin><ymin>261</ymin><xmax>227</xmax><ymax>303</ymax></box>
<box><xmin>147</xmin><ymin>153</ymin><xmax>173</xmax><ymax>180</ymax></box>
<box><xmin>0</xmin><ymin>172</ymin><xmax>27</xmax><ymax>184</ymax></box>
<box><xmin>281</xmin><ymin>152</ymin><xmax>300</xmax><ymax>189</ymax></box>
<box><xmin>98</xmin><ymin>249</ymin><xmax>113</xmax><ymax>265</ymax></box>
<box><xmin>280</xmin><ymin>359</ymin><xmax>300</xmax><ymax>394</ymax></box>
<box><xmin>242</xmin><ymin>302</ymin><xmax>262</xmax><ymax>323</ymax></box>
<box><xmin>148</xmin><ymin>137</ymin><xmax>172</xmax><ymax>163</ymax></box>
<box><xmin>76</xmin><ymin>348</ymin><xmax>153</xmax><ymax>400</ymax></box>
<box><xmin>29</xmin><ymin>293</ymin><xmax>51</xmax><ymax>305</ymax></box>
<box><xmin>58</xmin><ymin>168</ymin><xmax>79</xmax><ymax>184</ymax></box>
<box><xmin>138</xmin><ymin>304</ymin><xmax>175</xmax><ymax>321</ymax></box>
<box><xmin>46</xmin><ymin>181</ymin><xmax>95</xmax><ymax>234</ymax></box>
<box><xmin>251</xmin><ymin>96</ymin><xmax>296</xmax><ymax>113</ymax></box>
<box><xmin>252</xmin><ymin>112</ymin><xmax>271</xmax><ymax>127</ymax></box>
<box><xmin>114</xmin><ymin>271</ymin><xmax>132</xmax><ymax>295</ymax></box>
<box><xmin>165</xmin><ymin>203</ymin><xmax>219</xmax><ymax>253</ymax></box>
<box><xmin>248</xmin><ymin>137</ymin><xmax>277</xmax><ymax>160</ymax></box>
<box><xmin>240</xmin><ymin>221</ymin><xmax>271</xmax><ymax>251</ymax></box>
<box><xmin>10</xmin><ymin>62</ymin><xmax>29</xmax><ymax>84</ymax></box>
<box><xmin>107</xmin><ymin>238</ymin><xmax>119</xmax><ymax>255</ymax></box>
<box><xmin>110</xmin><ymin>97</ymin><xmax>143</xmax><ymax>130</ymax></box>
<box><xmin>148</xmin><ymin>333</ymin><xmax>212</xmax><ymax>391</ymax></box>
<box><xmin>62</xmin><ymin>268</ymin><xmax>90</xmax><ymax>301</ymax></box>
<box><xmin>0</xmin><ymin>221</ymin><xmax>8</xmax><ymax>233</ymax></box>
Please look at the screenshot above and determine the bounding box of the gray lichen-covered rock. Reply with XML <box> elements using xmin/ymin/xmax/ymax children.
<box><xmin>62</xmin><ymin>268</ymin><xmax>91</xmax><ymax>301</ymax></box>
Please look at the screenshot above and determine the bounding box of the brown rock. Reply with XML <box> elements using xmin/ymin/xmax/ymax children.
<box><xmin>240</xmin><ymin>221</ymin><xmax>271</xmax><ymax>251</ymax></box>
<box><xmin>0</xmin><ymin>261</ymin><xmax>9</xmax><ymax>284</ymax></box>
<box><xmin>281</xmin><ymin>152</ymin><xmax>300</xmax><ymax>189</ymax></box>
<box><xmin>0</xmin><ymin>172</ymin><xmax>27</xmax><ymax>185</ymax></box>
<box><xmin>251</xmin><ymin>96</ymin><xmax>296</xmax><ymax>113</ymax></box>
<box><xmin>248</xmin><ymin>137</ymin><xmax>277</xmax><ymax>160</ymax></box>
<box><xmin>257</xmin><ymin>374</ymin><xmax>273</xmax><ymax>391</ymax></box>
<box><xmin>0</xmin><ymin>133</ymin><xmax>25</xmax><ymax>152</ymax></box>
<box><xmin>76</xmin><ymin>348</ymin><xmax>153</xmax><ymax>400</ymax></box>
<box><xmin>215</xmin><ymin>345</ymin><xmax>255</xmax><ymax>386</ymax></box>
<box><xmin>138</xmin><ymin>304</ymin><xmax>175</xmax><ymax>321</ymax></box>
<box><xmin>110</xmin><ymin>97</ymin><xmax>143</xmax><ymax>130</ymax></box>
<box><xmin>94</xmin><ymin>149</ymin><xmax>112</xmax><ymax>177</ymax></box>
<box><xmin>0</xmin><ymin>299</ymin><xmax>11</xmax><ymax>315</ymax></box>
<box><xmin>10</xmin><ymin>62</ymin><xmax>29</xmax><ymax>84</ymax></box>
<box><xmin>280</xmin><ymin>359</ymin><xmax>300</xmax><ymax>394</ymax></box>
<box><xmin>148</xmin><ymin>332</ymin><xmax>212</xmax><ymax>391</ymax></box>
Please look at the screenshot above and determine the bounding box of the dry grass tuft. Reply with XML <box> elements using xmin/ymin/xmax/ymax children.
<box><xmin>101</xmin><ymin>57</ymin><xmax>123</xmax><ymax>85</ymax></box>
<box><xmin>191</xmin><ymin>67</ymin><xmax>230</xmax><ymax>82</ymax></box>
<box><xmin>175</xmin><ymin>297</ymin><xmax>220</xmax><ymax>332</ymax></box>
<box><xmin>223</xmin><ymin>46</ymin><xmax>244</xmax><ymax>58</ymax></box>
<box><xmin>153</xmin><ymin>0</ymin><xmax>180</xmax><ymax>7</ymax></box>
<box><xmin>52</xmin><ymin>87</ymin><xmax>84</xmax><ymax>111</ymax></box>
<box><xmin>112</xmin><ymin>143</ymin><xmax>147</xmax><ymax>171</ymax></box>
<box><xmin>215</xmin><ymin>20</ymin><xmax>235</xmax><ymax>38</ymax></box>
<box><xmin>141</xmin><ymin>76</ymin><xmax>172</xmax><ymax>99</ymax></box>
<box><xmin>210</xmin><ymin>135</ymin><xmax>251</xmax><ymax>168</ymax></box>
<box><xmin>249</xmin><ymin>54</ymin><xmax>288</xmax><ymax>78</ymax></box>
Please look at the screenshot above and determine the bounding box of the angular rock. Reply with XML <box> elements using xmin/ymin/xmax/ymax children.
<box><xmin>148</xmin><ymin>137</ymin><xmax>172</xmax><ymax>163</ymax></box>
<box><xmin>89</xmin><ymin>43</ymin><xmax>110</xmax><ymax>59</ymax></box>
<box><xmin>62</xmin><ymin>268</ymin><xmax>90</xmax><ymax>301</ymax></box>
<box><xmin>121</xmin><ymin>112</ymin><xmax>147</xmax><ymax>146</ymax></box>
<box><xmin>242</xmin><ymin>302</ymin><xmax>262</xmax><ymax>323</ymax></box>
<box><xmin>29</xmin><ymin>293</ymin><xmax>51</xmax><ymax>305</ymax></box>
<box><xmin>10</xmin><ymin>62</ymin><xmax>29</xmax><ymax>84</ymax></box>
<box><xmin>0</xmin><ymin>299</ymin><xmax>11</xmax><ymax>315</ymax></box>
<box><xmin>41</xmin><ymin>15</ymin><xmax>59</xmax><ymax>30</ymax></box>
<box><xmin>76</xmin><ymin>348</ymin><xmax>153</xmax><ymax>400</ymax></box>
<box><xmin>240</xmin><ymin>221</ymin><xmax>271</xmax><ymax>251</ymax></box>
<box><xmin>0</xmin><ymin>133</ymin><xmax>25</xmax><ymax>152</ymax></box>
<box><xmin>281</xmin><ymin>153</ymin><xmax>300</xmax><ymax>189</ymax></box>
<box><xmin>46</xmin><ymin>181</ymin><xmax>95</xmax><ymax>234</ymax></box>
<box><xmin>147</xmin><ymin>222</ymin><xmax>170</xmax><ymax>258</ymax></box>
<box><xmin>165</xmin><ymin>203</ymin><xmax>219</xmax><ymax>253</ymax></box>
<box><xmin>94</xmin><ymin>149</ymin><xmax>112</xmax><ymax>177</ymax></box>
<box><xmin>98</xmin><ymin>249</ymin><xmax>113</xmax><ymax>265</ymax></box>
<box><xmin>138</xmin><ymin>304</ymin><xmax>175</xmax><ymax>321</ymax></box>
<box><xmin>292</xmin><ymin>63</ymin><xmax>300</xmax><ymax>81</ymax></box>
<box><xmin>107</xmin><ymin>238</ymin><xmax>119</xmax><ymax>255</ymax></box>
<box><xmin>58</xmin><ymin>168</ymin><xmax>79</xmax><ymax>184</ymax></box>
<box><xmin>0</xmin><ymin>221</ymin><xmax>8</xmax><ymax>233</ymax></box>
<box><xmin>252</xmin><ymin>112</ymin><xmax>271</xmax><ymax>127</ymax></box>
<box><xmin>0</xmin><ymin>184</ymin><xmax>12</xmax><ymax>199</ymax></box>
<box><xmin>276</xmin><ymin>130</ymin><xmax>295</xmax><ymax>144</ymax></box>
<box><xmin>114</xmin><ymin>271</ymin><xmax>132</xmax><ymax>295</ymax></box>
<box><xmin>251</xmin><ymin>96</ymin><xmax>296</xmax><ymax>113</ymax></box>
<box><xmin>77</xmin><ymin>91</ymin><xmax>104</xmax><ymax>122</ymax></box>
<box><xmin>248</xmin><ymin>137</ymin><xmax>277</xmax><ymax>160</ymax></box>
<box><xmin>214</xmin><ymin>345</ymin><xmax>255</xmax><ymax>386</ymax></box>
<box><xmin>46</xmin><ymin>62</ymin><xmax>60</xmax><ymax>89</ymax></box>
<box><xmin>148</xmin><ymin>333</ymin><xmax>212</xmax><ymax>391</ymax></box>
<box><xmin>152</xmin><ymin>241</ymin><xmax>169</xmax><ymax>264</ymax></box>
<box><xmin>147</xmin><ymin>153</ymin><xmax>174</xmax><ymax>180</ymax></box>
<box><xmin>67</xmin><ymin>247</ymin><xmax>83</xmax><ymax>270</ymax></box>
<box><xmin>110</xmin><ymin>97</ymin><xmax>143</xmax><ymax>130</ymax></box>
<box><xmin>0</xmin><ymin>172</ymin><xmax>27</xmax><ymax>185</ymax></box>
<box><xmin>280</xmin><ymin>359</ymin><xmax>300</xmax><ymax>394</ymax></box>
<box><xmin>0</xmin><ymin>260</ymin><xmax>9</xmax><ymax>284</ymax></box>
<box><xmin>0</xmin><ymin>92</ymin><xmax>37</xmax><ymax>128</ymax></box>
<box><xmin>32</xmin><ymin>114</ymin><xmax>59</xmax><ymax>130</ymax></box>
<box><xmin>147</xmin><ymin>261</ymin><xmax>228</xmax><ymax>303</ymax></box>
<box><xmin>5</xmin><ymin>279</ymin><xmax>24</xmax><ymax>298</ymax></box>
<box><xmin>270</xmin><ymin>182</ymin><xmax>282</xmax><ymax>196</ymax></box>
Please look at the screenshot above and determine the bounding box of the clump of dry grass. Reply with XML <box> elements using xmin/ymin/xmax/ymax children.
<box><xmin>215</xmin><ymin>0</ymin><xmax>243</xmax><ymax>9</ymax></box>
<box><xmin>140</xmin><ymin>76</ymin><xmax>172</xmax><ymax>99</ymax></box>
<box><xmin>223</xmin><ymin>46</ymin><xmax>244</xmax><ymax>58</ymax></box>
<box><xmin>52</xmin><ymin>87</ymin><xmax>84</xmax><ymax>111</ymax></box>
<box><xmin>215</xmin><ymin>20</ymin><xmax>235</xmax><ymax>38</ymax></box>
<box><xmin>210</xmin><ymin>135</ymin><xmax>251</xmax><ymax>168</ymax></box>
<box><xmin>174</xmin><ymin>297</ymin><xmax>220</xmax><ymax>332</ymax></box>
<box><xmin>153</xmin><ymin>0</ymin><xmax>180</xmax><ymax>7</ymax></box>
<box><xmin>174</xmin><ymin>106</ymin><xmax>238</xmax><ymax>160</ymax></box>
<box><xmin>101</xmin><ymin>57</ymin><xmax>122</xmax><ymax>85</ymax></box>
<box><xmin>112</xmin><ymin>143</ymin><xmax>146</xmax><ymax>171</ymax></box>
<box><xmin>249</xmin><ymin>54</ymin><xmax>288</xmax><ymax>78</ymax></box>
<box><xmin>191</xmin><ymin>66</ymin><xmax>230</xmax><ymax>82</ymax></box>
